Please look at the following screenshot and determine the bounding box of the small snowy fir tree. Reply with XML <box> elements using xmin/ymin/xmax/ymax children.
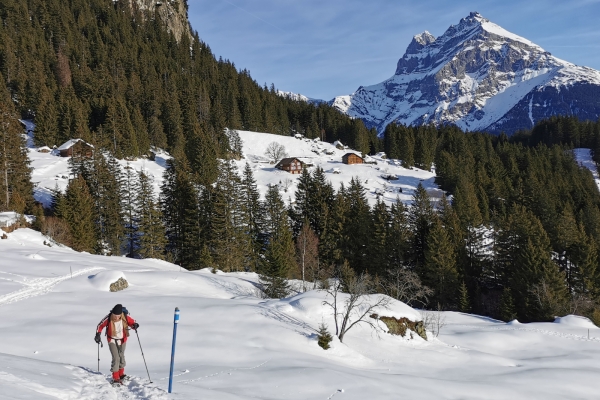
<box><xmin>317</xmin><ymin>323</ymin><xmax>333</xmax><ymax>350</ymax></box>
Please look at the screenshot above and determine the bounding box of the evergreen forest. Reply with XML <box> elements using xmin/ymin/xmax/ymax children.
<box><xmin>1</xmin><ymin>0</ymin><xmax>600</xmax><ymax>324</ymax></box>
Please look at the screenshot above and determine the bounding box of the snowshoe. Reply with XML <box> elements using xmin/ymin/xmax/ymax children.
<box><xmin>119</xmin><ymin>374</ymin><xmax>130</xmax><ymax>381</ymax></box>
<box><xmin>111</xmin><ymin>379</ymin><xmax>123</xmax><ymax>386</ymax></box>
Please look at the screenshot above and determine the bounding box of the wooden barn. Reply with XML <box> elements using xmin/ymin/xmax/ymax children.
<box><xmin>275</xmin><ymin>157</ymin><xmax>303</xmax><ymax>174</ymax></box>
<box><xmin>57</xmin><ymin>139</ymin><xmax>94</xmax><ymax>158</ymax></box>
<box><xmin>342</xmin><ymin>153</ymin><xmax>364</xmax><ymax>165</ymax></box>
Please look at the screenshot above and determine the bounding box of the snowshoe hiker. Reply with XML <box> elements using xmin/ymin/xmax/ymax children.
<box><xmin>95</xmin><ymin>304</ymin><xmax>139</xmax><ymax>385</ymax></box>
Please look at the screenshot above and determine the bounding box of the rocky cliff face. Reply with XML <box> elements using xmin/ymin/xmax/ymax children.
<box><xmin>332</xmin><ymin>12</ymin><xmax>600</xmax><ymax>134</ymax></box>
<box><xmin>130</xmin><ymin>0</ymin><xmax>191</xmax><ymax>42</ymax></box>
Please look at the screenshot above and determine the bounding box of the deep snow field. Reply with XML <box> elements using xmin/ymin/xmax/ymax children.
<box><xmin>0</xmin><ymin>229</ymin><xmax>599</xmax><ymax>399</ymax></box>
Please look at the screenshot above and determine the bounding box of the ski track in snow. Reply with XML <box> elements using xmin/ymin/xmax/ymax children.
<box><xmin>0</xmin><ymin>267</ymin><xmax>104</xmax><ymax>306</ymax></box>
<box><xmin>453</xmin><ymin>324</ymin><xmax>600</xmax><ymax>342</ymax></box>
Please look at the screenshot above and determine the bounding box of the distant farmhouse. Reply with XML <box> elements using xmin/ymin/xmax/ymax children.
<box><xmin>275</xmin><ymin>157</ymin><xmax>303</xmax><ymax>174</ymax></box>
<box><xmin>57</xmin><ymin>139</ymin><xmax>94</xmax><ymax>158</ymax></box>
<box><xmin>342</xmin><ymin>153</ymin><xmax>364</xmax><ymax>165</ymax></box>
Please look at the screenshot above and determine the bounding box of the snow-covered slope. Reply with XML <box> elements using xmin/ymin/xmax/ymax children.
<box><xmin>25</xmin><ymin>121</ymin><xmax>441</xmax><ymax>208</ymax></box>
<box><xmin>234</xmin><ymin>130</ymin><xmax>444</xmax><ymax>206</ymax></box>
<box><xmin>0</xmin><ymin>229</ymin><xmax>599</xmax><ymax>399</ymax></box>
<box><xmin>332</xmin><ymin>12</ymin><xmax>600</xmax><ymax>134</ymax></box>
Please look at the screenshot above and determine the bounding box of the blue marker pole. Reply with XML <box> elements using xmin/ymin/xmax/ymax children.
<box><xmin>168</xmin><ymin>307</ymin><xmax>180</xmax><ymax>393</ymax></box>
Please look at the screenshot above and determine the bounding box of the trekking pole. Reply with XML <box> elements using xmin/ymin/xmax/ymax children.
<box><xmin>97</xmin><ymin>340</ymin><xmax>103</xmax><ymax>372</ymax></box>
<box><xmin>168</xmin><ymin>307</ymin><xmax>180</xmax><ymax>393</ymax></box>
<box><xmin>135</xmin><ymin>329</ymin><xmax>153</xmax><ymax>383</ymax></box>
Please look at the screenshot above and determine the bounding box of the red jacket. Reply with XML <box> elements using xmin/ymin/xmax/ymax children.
<box><xmin>97</xmin><ymin>313</ymin><xmax>136</xmax><ymax>344</ymax></box>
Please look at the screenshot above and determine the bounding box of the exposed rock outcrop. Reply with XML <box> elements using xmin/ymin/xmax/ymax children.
<box><xmin>371</xmin><ymin>314</ymin><xmax>427</xmax><ymax>340</ymax></box>
<box><xmin>127</xmin><ymin>0</ymin><xmax>192</xmax><ymax>42</ymax></box>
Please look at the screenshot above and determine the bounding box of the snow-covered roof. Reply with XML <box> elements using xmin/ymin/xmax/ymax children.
<box><xmin>57</xmin><ymin>139</ymin><xmax>94</xmax><ymax>151</ymax></box>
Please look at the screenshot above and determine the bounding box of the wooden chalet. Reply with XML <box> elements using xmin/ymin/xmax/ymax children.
<box><xmin>342</xmin><ymin>153</ymin><xmax>364</xmax><ymax>165</ymax></box>
<box><xmin>275</xmin><ymin>157</ymin><xmax>303</xmax><ymax>174</ymax></box>
<box><xmin>57</xmin><ymin>139</ymin><xmax>94</xmax><ymax>158</ymax></box>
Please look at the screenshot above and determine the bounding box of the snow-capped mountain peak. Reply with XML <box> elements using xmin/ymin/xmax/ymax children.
<box><xmin>333</xmin><ymin>12</ymin><xmax>600</xmax><ymax>134</ymax></box>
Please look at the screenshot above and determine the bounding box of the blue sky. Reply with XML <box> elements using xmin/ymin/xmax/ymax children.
<box><xmin>188</xmin><ymin>0</ymin><xmax>600</xmax><ymax>100</ymax></box>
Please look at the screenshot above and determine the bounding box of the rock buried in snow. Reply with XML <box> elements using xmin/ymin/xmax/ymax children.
<box><xmin>109</xmin><ymin>277</ymin><xmax>129</xmax><ymax>292</ymax></box>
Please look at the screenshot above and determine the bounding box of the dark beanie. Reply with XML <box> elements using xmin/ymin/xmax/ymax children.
<box><xmin>111</xmin><ymin>304</ymin><xmax>123</xmax><ymax>315</ymax></box>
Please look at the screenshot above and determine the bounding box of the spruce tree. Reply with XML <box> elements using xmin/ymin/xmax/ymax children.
<box><xmin>498</xmin><ymin>288</ymin><xmax>517</xmax><ymax>322</ymax></box>
<box><xmin>0</xmin><ymin>100</ymin><xmax>33</xmax><ymax>212</ymax></box>
<box><xmin>423</xmin><ymin>216</ymin><xmax>459</xmax><ymax>309</ymax></box>
<box><xmin>408</xmin><ymin>183</ymin><xmax>434</xmax><ymax>273</ymax></box>
<box><xmin>55</xmin><ymin>176</ymin><xmax>97</xmax><ymax>253</ymax></box>
<box><xmin>260</xmin><ymin>184</ymin><xmax>296</xmax><ymax>298</ymax></box>
<box><xmin>458</xmin><ymin>281</ymin><xmax>471</xmax><ymax>313</ymax></box>
<box><xmin>136</xmin><ymin>169</ymin><xmax>166</xmax><ymax>259</ymax></box>
<box><xmin>240</xmin><ymin>163</ymin><xmax>263</xmax><ymax>272</ymax></box>
<box><xmin>210</xmin><ymin>160</ymin><xmax>246</xmax><ymax>272</ymax></box>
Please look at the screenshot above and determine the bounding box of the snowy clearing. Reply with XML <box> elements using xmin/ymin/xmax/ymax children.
<box><xmin>234</xmin><ymin>130</ymin><xmax>444</xmax><ymax>206</ymax></box>
<box><xmin>0</xmin><ymin>229</ymin><xmax>598</xmax><ymax>399</ymax></box>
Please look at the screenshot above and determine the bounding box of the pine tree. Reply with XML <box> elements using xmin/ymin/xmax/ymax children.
<box><xmin>161</xmin><ymin>160</ymin><xmax>203</xmax><ymax>268</ymax></box>
<box><xmin>369</xmin><ymin>199</ymin><xmax>389</xmax><ymax>277</ymax></box>
<box><xmin>136</xmin><ymin>169</ymin><xmax>166</xmax><ymax>259</ymax></box>
<box><xmin>210</xmin><ymin>160</ymin><xmax>246</xmax><ymax>272</ymax></box>
<box><xmin>458</xmin><ymin>281</ymin><xmax>471</xmax><ymax>313</ymax></box>
<box><xmin>408</xmin><ymin>183</ymin><xmax>434</xmax><ymax>273</ymax></box>
<box><xmin>55</xmin><ymin>176</ymin><xmax>97</xmax><ymax>253</ymax></box>
<box><xmin>260</xmin><ymin>184</ymin><xmax>296</xmax><ymax>298</ymax></box>
<box><xmin>122</xmin><ymin>163</ymin><xmax>139</xmax><ymax>257</ymax></box>
<box><xmin>386</xmin><ymin>199</ymin><xmax>411</xmax><ymax>270</ymax></box>
<box><xmin>498</xmin><ymin>288</ymin><xmax>517</xmax><ymax>322</ymax></box>
<box><xmin>240</xmin><ymin>163</ymin><xmax>262</xmax><ymax>272</ymax></box>
<box><xmin>423</xmin><ymin>216</ymin><xmax>458</xmax><ymax>309</ymax></box>
<box><xmin>0</xmin><ymin>100</ymin><xmax>33</xmax><ymax>212</ymax></box>
<box><xmin>344</xmin><ymin>177</ymin><xmax>371</xmax><ymax>272</ymax></box>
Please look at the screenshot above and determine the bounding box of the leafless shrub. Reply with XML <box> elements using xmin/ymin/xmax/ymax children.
<box><xmin>322</xmin><ymin>261</ymin><xmax>391</xmax><ymax>342</ymax></box>
<box><xmin>422</xmin><ymin>303</ymin><xmax>446</xmax><ymax>338</ymax></box>
<box><xmin>381</xmin><ymin>266</ymin><xmax>433</xmax><ymax>307</ymax></box>
<box><xmin>41</xmin><ymin>216</ymin><xmax>72</xmax><ymax>247</ymax></box>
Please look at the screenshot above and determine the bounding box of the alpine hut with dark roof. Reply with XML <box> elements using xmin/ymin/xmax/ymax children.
<box><xmin>275</xmin><ymin>157</ymin><xmax>303</xmax><ymax>174</ymax></box>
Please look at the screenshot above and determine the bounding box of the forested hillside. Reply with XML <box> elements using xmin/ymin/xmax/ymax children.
<box><xmin>1</xmin><ymin>0</ymin><xmax>600</xmax><ymax>325</ymax></box>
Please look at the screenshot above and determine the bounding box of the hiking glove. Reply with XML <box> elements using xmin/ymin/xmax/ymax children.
<box><xmin>94</xmin><ymin>332</ymin><xmax>101</xmax><ymax>344</ymax></box>
<box><xmin>132</xmin><ymin>322</ymin><xmax>139</xmax><ymax>330</ymax></box>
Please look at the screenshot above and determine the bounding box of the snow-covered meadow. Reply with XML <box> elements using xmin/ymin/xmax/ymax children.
<box><xmin>0</xmin><ymin>229</ymin><xmax>599</xmax><ymax>399</ymax></box>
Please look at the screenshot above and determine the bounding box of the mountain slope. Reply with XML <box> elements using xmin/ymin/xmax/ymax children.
<box><xmin>332</xmin><ymin>12</ymin><xmax>600</xmax><ymax>134</ymax></box>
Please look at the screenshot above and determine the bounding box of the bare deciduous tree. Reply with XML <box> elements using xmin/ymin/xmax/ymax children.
<box><xmin>531</xmin><ymin>280</ymin><xmax>568</xmax><ymax>318</ymax></box>
<box><xmin>322</xmin><ymin>262</ymin><xmax>391</xmax><ymax>342</ymax></box>
<box><xmin>265</xmin><ymin>142</ymin><xmax>288</xmax><ymax>164</ymax></box>
<box><xmin>280</xmin><ymin>178</ymin><xmax>293</xmax><ymax>192</ymax></box>
<box><xmin>295</xmin><ymin>223</ymin><xmax>319</xmax><ymax>291</ymax></box>
<box><xmin>42</xmin><ymin>216</ymin><xmax>73</xmax><ymax>247</ymax></box>
<box><xmin>382</xmin><ymin>266</ymin><xmax>433</xmax><ymax>307</ymax></box>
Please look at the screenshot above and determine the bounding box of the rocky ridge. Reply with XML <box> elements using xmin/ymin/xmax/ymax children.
<box><xmin>129</xmin><ymin>0</ymin><xmax>191</xmax><ymax>42</ymax></box>
<box><xmin>331</xmin><ymin>12</ymin><xmax>600</xmax><ymax>134</ymax></box>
